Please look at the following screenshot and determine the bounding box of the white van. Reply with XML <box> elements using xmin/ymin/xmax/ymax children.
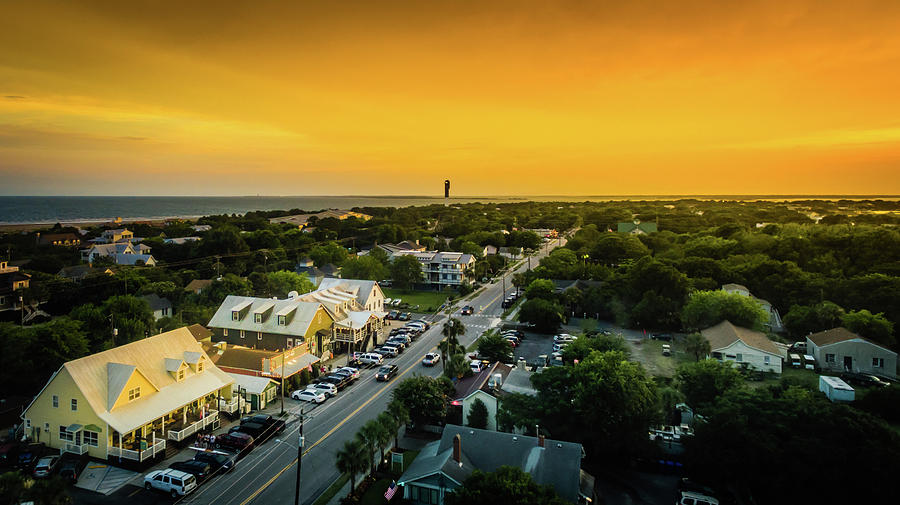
<box><xmin>144</xmin><ymin>469</ymin><xmax>197</xmax><ymax>498</ymax></box>
<box><xmin>358</xmin><ymin>353</ymin><xmax>384</xmax><ymax>365</ymax></box>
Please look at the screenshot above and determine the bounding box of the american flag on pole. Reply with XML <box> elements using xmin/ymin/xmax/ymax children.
<box><xmin>384</xmin><ymin>480</ymin><xmax>398</xmax><ymax>501</ymax></box>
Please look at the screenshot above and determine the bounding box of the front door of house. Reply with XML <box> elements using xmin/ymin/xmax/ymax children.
<box><xmin>843</xmin><ymin>355</ymin><xmax>853</xmax><ymax>371</ymax></box>
<box><xmin>74</xmin><ymin>431</ymin><xmax>81</xmax><ymax>446</ymax></box>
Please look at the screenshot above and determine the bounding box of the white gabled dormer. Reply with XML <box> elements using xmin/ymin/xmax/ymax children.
<box><xmin>276</xmin><ymin>304</ymin><xmax>297</xmax><ymax>326</ymax></box>
<box><xmin>165</xmin><ymin>358</ymin><xmax>188</xmax><ymax>382</ymax></box>
<box><xmin>253</xmin><ymin>301</ymin><xmax>276</xmax><ymax>323</ymax></box>
<box><xmin>231</xmin><ymin>300</ymin><xmax>253</xmax><ymax>321</ymax></box>
<box><xmin>183</xmin><ymin>351</ymin><xmax>206</xmax><ymax>373</ymax></box>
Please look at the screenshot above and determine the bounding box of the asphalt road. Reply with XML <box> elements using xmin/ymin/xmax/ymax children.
<box><xmin>119</xmin><ymin>236</ymin><xmax>567</xmax><ymax>505</ymax></box>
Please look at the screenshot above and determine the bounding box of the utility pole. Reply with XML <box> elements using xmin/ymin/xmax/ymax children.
<box><xmin>294</xmin><ymin>408</ymin><xmax>305</xmax><ymax>505</ymax></box>
<box><xmin>280</xmin><ymin>349</ymin><xmax>286</xmax><ymax>415</ymax></box>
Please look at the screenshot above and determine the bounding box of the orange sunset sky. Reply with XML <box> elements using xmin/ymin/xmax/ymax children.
<box><xmin>2</xmin><ymin>0</ymin><xmax>900</xmax><ymax>196</ymax></box>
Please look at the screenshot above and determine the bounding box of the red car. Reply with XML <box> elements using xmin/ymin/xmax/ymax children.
<box><xmin>215</xmin><ymin>432</ymin><xmax>254</xmax><ymax>454</ymax></box>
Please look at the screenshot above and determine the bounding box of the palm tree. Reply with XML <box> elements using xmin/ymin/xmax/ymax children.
<box><xmin>386</xmin><ymin>399</ymin><xmax>410</xmax><ymax>449</ymax></box>
<box><xmin>376</xmin><ymin>412</ymin><xmax>396</xmax><ymax>467</ymax></box>
<box><xmin>335</xmin><ymin>438</ymin><xmax>367</xmax><ymax>496</ymax></box>
<box><xmin>440</xmin><ymin>318</ymin><xmax>467</xmax><ymax>371</ymax></box>
<box><xmin>357</xmin><ymin>419</ymin><xmax>386</xmax><ymax>476</ymax></box>
<box><xmin>445</xmin><ymin>353</ymin><xmax>470</xmax><ymax>379</ymax></box>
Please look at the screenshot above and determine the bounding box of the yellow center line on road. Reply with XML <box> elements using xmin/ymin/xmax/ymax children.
<box><xmin>237</xmin><ymin>339</ymin><xmax>440</xmax><ymax>505</ymax></box>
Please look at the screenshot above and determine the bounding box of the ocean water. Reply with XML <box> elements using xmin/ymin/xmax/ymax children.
<box><xmin>0</xmin><ymin>195</ymin><xmax>895</xmax><ymax>225</ymax></box>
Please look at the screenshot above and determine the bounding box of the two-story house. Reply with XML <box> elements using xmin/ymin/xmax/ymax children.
<box><xmin>391</xmin><ymin>251</ymin><xmax>476</xmax><ymax>287</ymax></box>
<box><xmin>21</xmin><ymin>327</ymin><xmax>235</xmax><ymax>464</ymax></box>
<box><xmin>0</xmin><ymin>261</ymin><xmax>31</xmax><ymax>313</ymax></box>
<box><xmin>81</xmin><ymin>242</ymin><xmax>156</xmax><ymax>266</ymax></box>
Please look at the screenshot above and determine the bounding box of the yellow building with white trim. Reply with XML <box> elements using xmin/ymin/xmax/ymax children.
<box><xmin>22</xmin><ymin>327</ymin><xmax>236</xmax><ymax>463</ymax></box>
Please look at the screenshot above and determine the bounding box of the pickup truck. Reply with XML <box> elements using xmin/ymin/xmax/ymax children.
<box><xmin>235</xmin><ymin>415</ymin><xmax>286</xmax><ymax>441</ymax></box>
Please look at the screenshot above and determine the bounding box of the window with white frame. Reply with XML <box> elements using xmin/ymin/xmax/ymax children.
<box><xmin>736</xmin><ymin>353</ymin><xmax>743</xmax><ymax>362</ymax></box>
<box><xmin>278</xmin><ymin>315</ymin><xmax>286</xmax><ymax>325</ymax></box>
<box><xmin>826</xmin><ymin>353</ymin><xmax>835</xmax><ymax>363</ymax></box>
<box><xmin>873</xmin><ymin>357</ymin><xmax>884</xmax><ymax>368</ymax></box>
<box><xmin>24</xmin><ymin>419</ymin><xmax>31</xmax><ymax>430</ymax></box>
<box><xmin>197</xmin><ymin>361</ymin><xmax>204</xmax><ymax>372</ymax></box>
<box><xmin>232</xmin><ymin>311</ymin><xmax>239</xmax><ymax>321</ymax></box>
<box><xmin>52</xmin><ymin>395</ymin><xmax>59</xmax><ymax>408</ymax></box>
<box><xmin>84</xmin><ymin>430</ymin><xmax>99</xmax><ymax>447</ymax></box>
<box><xmin>764</xmin><ymin>356</ymin><xmax>770</xmax><ymax>365</ymax></box>
<box><xmin>240</xmin><ymin>330</ymin><xmax>245</xmax><ymax>339</ymax></box>
<box><xmin>59</xmin><ymin>426</ymin><xmax>72</xmax><ymax>442</ymax></box>
<box><xmin>254</xmin><ymin>313</ymin><xmax>262</xmax><ymax>323</ymax></box>
<box><xmin>71</xmin><ymin>399</ymin><xmax>77</xmax><ymax>411</ymax></box>
<box><xmin>178</xmin><ymin>369</ymin><xmax>185</xmax><ymax>381</ymax></box>
<box><xmin>128</xmin><ymin>387</ymin><xmax>141</xmax><ymax>401</ymax></box>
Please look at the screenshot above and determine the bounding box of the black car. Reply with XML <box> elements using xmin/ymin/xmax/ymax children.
<box><xmin>58</xmin><ymin>460</ymin><xmax>84</xmax><ymax>484</ymax></box>
<box><xmin>841</xmin><ymin>372</ymin><xmax>890</xmax><ymax>388</ymax></box>
<box><xmin>230</xmin><ymin>422</ymin><xmax>269</xmax><ymax>441</ymax></box>
<box><xmin>375</xmin><ymin>364</ymin><xmax>399</xmax><ymax>381</ymax></box>
<box><xmin>241</xmin><ymin>414</ymin><xmax>286</xmax><ymax>434</ymax></box>
<box><xmin>398</xmin><ymin>312</ymin><xmax>411</xmax><ymax>321</ymax></box>
<box><xmin>387</xmin><ymin>338</ymin><xmax>408</xmax><ymax>349</ymax></box>
<box><xmin>318</xmin><ymin>374</ymin><xmax>352</xmax><ymax>390</ymax></box>
<box><xmin>460</xmin><ymin>305</ymin><xmax>474</xmax><ymax>315</ymax></box>
<box><xmin>501</xmin><ymin>299</ymin><xmax>514</xmax><ymax>308</ymax></box>
<box><xmin>650</xmin><ymin>333</ymin><xmax>673</xmax><ymax>341</ymax></box>
<box><xmin>387</xmin><ymin>310</ymin><xmax>399</xmax><ymax>320</ymax></box>
<box><xmin>193</xmin><ymin>451</ymin><xmax>236</xmax><ymax>473</ymax></box>
<box><xmin>169</xmin><ymin>460</ymin><xmax>213</xmax><ymax>484</ymax></box>
<box><xmin>331</xmin><ymin>369</ymin><xmax>356</xmax><ymax>382</ymax></box>
<box><xmin>16</xmin><ymin>448</ymin><xmax>41</xmax><ymax>472</ymax></box>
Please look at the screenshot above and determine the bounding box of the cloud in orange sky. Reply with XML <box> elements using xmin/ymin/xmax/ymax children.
<box><xmin>1</xmin><ymin>0</ymin><xmax>899</xmax><ymax>195</ymax></box>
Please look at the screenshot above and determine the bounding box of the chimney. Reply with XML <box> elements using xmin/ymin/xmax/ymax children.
<box><xmin>538</xmin><ymin>435</ymin><xmax>545</xmax><ymax>448</ymax></box>
<box><xmin>452</xmin><ymin>434</ymin><xmax>461</xmax><ymax>463</ymax></box>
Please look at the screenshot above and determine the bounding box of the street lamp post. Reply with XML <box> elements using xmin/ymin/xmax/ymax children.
<box><xmin>281</xmin><ymin>350</ymin><xmax>286</xmax><ymax>415</ymax></box>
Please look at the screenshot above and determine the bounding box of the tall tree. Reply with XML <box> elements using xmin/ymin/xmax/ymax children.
<box><xmin>391</xmin><ymin>376</ymin><xmax>453</xmax><ymax>429</ymax></box>
<box><xmin>518</xmin><ymin>298</ymin><xmax>564</xmax><ymax>333</ymax></box>
<box><xmin>265</xmin><ymin>270</ymin><xmax>316</xmax><ymax>298</ymax></box>
<box><xmin>675</xmin><ymin>359</ymin><xmax>743</xmax><ymax>409</ymax></box>
<box><xmin>390</xmin><ymin>254</ymin><xmax>424</xmax><ymax>290</ymax></box>
<box><xmin>335</xmin><ymin>438</ymin><xmax>367</xmax><ymax>496</ymax></box>
<box><xmin>357</xmin><ymin>419</ymin><xmax>388</xmax><ymax>476</ymax></box>
<box><xmin>681</xmin><ymin>290</ymin><xmax>769</xmax><ymax>331</ymax></box>
<box><xmin>683</xmin><ymin>332</ymin><xmax>711</xmax><ymax>361</ymax></box>
<box><xmin>841</xmin><ymin>309</ymin><xmax>895</xmax><ymax>347</ymax></box>
<box><xmin>476</xmin><ymin>330</ymin><xmax>514</xmax><ymax>364</ymax></box>
<box><xmin>439</xmin><ymin>318</ymin><xmax>467</xmax><ymax>372</ymax></box>
<box><xmin>385</xmin><ymin>399</ymin><xmax>410</xmax><ymax>448</ymax></box>
<box><xmin>445</xmin><ymin>466</ymin><xmax>569</xmax><ymax>505</ymax></box>
<box><xmin>467</xmin><ymin>398</ymin><xmax>489</xmax><ymax>429</ymax></box>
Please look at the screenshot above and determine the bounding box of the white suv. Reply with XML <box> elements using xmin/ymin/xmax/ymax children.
<box><xmin>144</xmin><ymin>469</ymin><xmax>197</xmax><ymax>498</ymax></box>
<box><xmin>306</xmin><ymin>382</ymin><xmax>338</xmax><ymax>397</ymax></box>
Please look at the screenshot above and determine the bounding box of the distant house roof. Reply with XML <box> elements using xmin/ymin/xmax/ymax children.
<box><xmin>37</xmin><ymin>232</ymin><xmax>81</xmax><ymax>246</ymax></box>
<box><xmin>721</xmin><ymin>283</ymin><xmax>750</xmax><ymax>293</ymax></box>
<box><xmin>185</xmin><ymin>279</ymin><xmax>213</xmax><ymax>293</ymax></box>
<box><xmin>399</xmin><ymin>425</ymin><xmax>584</xmax><ymax>503</ymax></box>
<box><xmin>113</xmin><ymin>253</ymin><xmax>156</xmax><ymax>266</ymax></box>
<box><xmin>500</xmin><ymin>366</ymin><xmax>537</xmax><ymax>396</ymax></box>
<box><xmin>185</xmin><ymin>324</ymin><xmax>213</xmax><ymax>342</ymax></box>
<box><xmin>141</xmin><ymin>293</ymin><xmax>172</xmax><ymax>312</ymax></box>
<box><xmin>701</xmin><ymin>320</ymin><xmax>782</xmax><ymax>356</ymax></box>
<box><xmin>807</xmin><ymin>327</ymin><xmax>896</xmax><ymax>354</ymax></box>
<box><xmin>319</xmin><ymin>263</ymin><xmax>341</xmax><ymax>277</ymax></box>
<box><xmin>316</xmin><ymin>278</ymin><xmax>380</xmax><ymax>309</ymax></box>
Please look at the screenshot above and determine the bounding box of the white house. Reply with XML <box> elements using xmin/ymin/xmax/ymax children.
<box><xmin>81</xmin><ymin>242</ymin><xmax>156</xmax><ymax>266</ymax></box>
<box><xmin>702</xmin><ymin>320</ymin><xmax>784</xmax><ymax>373</ymax></box>
<box><xmin>391</xmin><ymin>250</ymin><xmax>476</xmax><ymax>287</ymax></box>
<box><xmin>807</xmin><ymin>327</ymin><xmax>897</xmax><ymax>378</ymax></box>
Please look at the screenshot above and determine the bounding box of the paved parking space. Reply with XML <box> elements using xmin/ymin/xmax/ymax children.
<box><xmin>514</xmin><ymin>332</ymin><xmax>555</xmax><ymax>363</ymax></box>
<box><xmin>75</xmin><ymin>462</ymin><xmax>138</xmax><ymax>496</ymax></box>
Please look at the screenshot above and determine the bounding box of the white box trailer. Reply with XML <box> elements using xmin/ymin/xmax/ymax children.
<box><xmin>819</xmin><ymin>375</ymin><xmax>854</xmax><ymax>402</ymax></box>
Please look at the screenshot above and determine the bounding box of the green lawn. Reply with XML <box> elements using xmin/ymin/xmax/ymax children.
<box><xmin>358</xmin><ymin>450</ymin><xmax>420</xmax><ymax>505</ymax></box>
<box><xmin>311</xmin><ymin>473</ymin><xmax>350</xmax><ymax>505</ymax></box>
<box><xmin>628</xmin><ymin>338</ymin><xmax>692</xmax><ymax>378</ymax></box>
<box><xmin>382</xmin><ymin>288</ymin><xmax>454</xmax><ymax>313</ymax></box>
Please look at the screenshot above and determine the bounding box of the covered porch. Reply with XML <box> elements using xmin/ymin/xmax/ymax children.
<box><xmin>106</xmin><ymin>390</ymin><xmax>224</xmax><ymax>462</ymax></box>
<box><xmin>334</xmin><ymin>313</ymin><xmax>384</xmax><ymax>355</ymax></box>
